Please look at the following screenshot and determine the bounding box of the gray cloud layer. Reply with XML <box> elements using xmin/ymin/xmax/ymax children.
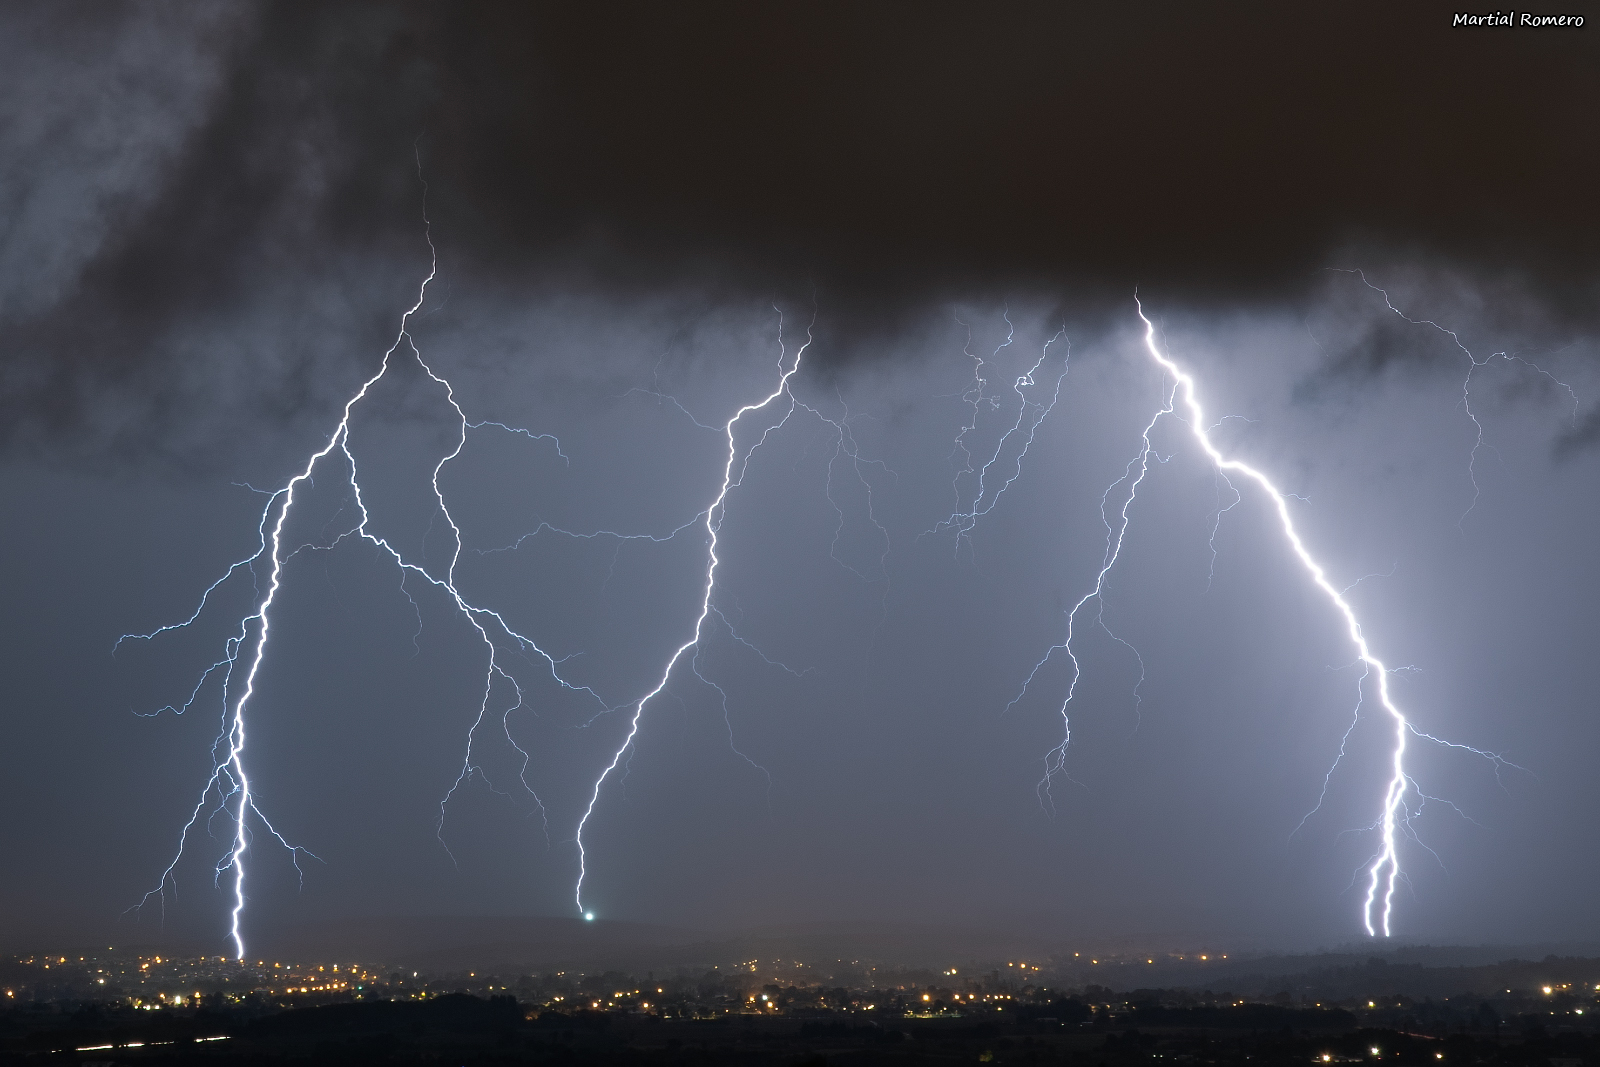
<box><xmin>0</xmin><ymin>4</ymin><xmax>245</xmax><ymax>321</ymax></box>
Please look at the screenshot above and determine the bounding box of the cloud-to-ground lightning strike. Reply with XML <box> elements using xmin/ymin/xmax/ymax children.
<box><xmin>119</xmin><ymin>208</ymin><xmax>610</xmax><ymax>958</ymax></box>
<box><xmin>1153</xmin><ymin>300</ymin><xmax>1541</xmax><ymax>934</ymax></box>
<box><xmin>1017</xmin><ymin>298</ymin><xmax>1525</xmax><ymax>937</ymax></box>
<box><xmin>121</xmin><ymin>240</ymin><xmax>1561</xmax><ymax>949</ymax></box>
<box><xmin>1127</xmin><ymin>300</ymin><xmax>1413</xmax><ymax>936</ymax></box>
<box><xmin>571</xmin><ymin>314</ymin><xmax>812</xmax><ymax>920</ymax></box>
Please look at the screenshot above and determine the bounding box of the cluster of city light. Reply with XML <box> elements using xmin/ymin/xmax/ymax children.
<box><xmin>23</xmin><ymin>950</ymin><xmax>1599</xmax><ymax>1036</ymax></box>
<box><xmin>75</xmin><ymin>1038</ymin><xmax>229</xmax><ymax>1053</ymax></box>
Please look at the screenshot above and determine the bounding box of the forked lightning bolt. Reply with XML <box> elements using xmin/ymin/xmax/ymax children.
<box><xmin>123</xmin><ymin>237</ymin><xmax>1552</xmax><ymax>945</ymax></box>
<box><xmin>1020</xmin><ymin>298</ymin><xmax>1522</xmax><ymax>936</ymax></box>
<box><xmin>1132</xmin><ymin>300</ymin><xmax>1416</xmax><ymax>935</ymax></box>
<box><xmin>120</xmin><ymin>208</ymin><xmax>606</xmax><ymax>958</ymax></box>
<box><xmin>1330</xmin><ymin>268</ymin><xmax>1581</xmax><ymax>524</ymax></box>
<box><xmin>1008</xmin><ymin>367</ymin><xmax>1165</xmax><ymax>810</ymax></box>
<box><xmin>932</xmin><ymin>318</ymin><xmax>1071</xmax><ymax>551</ymax></box>
<box><xmin>572</xmin><ymin>313</ymin><xmax>812</xmax><ymax>919</ymax></box>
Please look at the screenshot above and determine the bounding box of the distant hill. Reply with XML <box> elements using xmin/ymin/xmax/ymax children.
<box><xmin>1078</xmin><ymin>945</ymin><xmax>1600</xmax><ymax>998</ymax></box>
<box><xmin>247</xmin><ymin>916</ymin><xmax>1056</xmax><ymax>975</ymax></box>
<box><xmin>14</xmin><ymin>911</ymin><xmax>1600</xmax><ymax>998</ymax></box>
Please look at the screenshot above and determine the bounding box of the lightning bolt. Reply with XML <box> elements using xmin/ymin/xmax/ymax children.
<box><xmin>1130</xmin><ymin>298</ymin><xmax>1530</xmax><ymax>936</ymax></box>
<box><xmin>121</xmin><ymin>184</ymin><xmax>609</xmax><ymax>957</ymax></box>
<box><xmin>1330</xmin><ymin>269</ymin><xmax>1581</xmax><ymax>524</ymax></box>
<box><xmin>123</xmin><ymin>212</ymin><xmax>1558</xmax><ymax>947</ymax></box>
<box><xmin>791</xmin><ymin>390</ymin><xmax>895</xmax><ymax>589</ymax></box>
<box><xmin>571</xmin><ymin>311</ymin><xmax>812</xmax><ymax>920</ymax></box>
<box><xmin>1007</xmin><ymin>365</ymin><xmax>1166</xmax><ymax>811</ymax></box>
<box><xmin>931</xmin><ymin>318</ymin><xmax>1072</xmax><ymax>552</ymax></box>
<box><xmin>1017</xmin><ymin>297</ymin><xmax>1525</xmax><ymax>936</ymax></box>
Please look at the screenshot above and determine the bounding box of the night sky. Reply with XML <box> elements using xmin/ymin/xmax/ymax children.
<box><xmin>4</xmin><ymin>2</ymin><xmax>1599</xmax><ymax>956</ymax></box>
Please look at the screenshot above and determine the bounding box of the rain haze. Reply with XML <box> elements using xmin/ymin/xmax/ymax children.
<box><xmin>3</xmin><ymin>2</ymin><xmax>1599</xmax><ymax>964</ymax></box>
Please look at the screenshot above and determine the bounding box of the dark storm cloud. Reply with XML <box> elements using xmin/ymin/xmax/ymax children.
<box><xmin>6</xmin><ymin>0</ymin><xmax>1600</xmax><ymax>457</ymax></box>
<box><xmin>0</xmin><ymin>2</ymin><xmax>431</xmax><ymax>461</ymax></box>
<box><xmin>409</xmin><ymin>1</ymin><xmax>1600</xmax><ymax>314</ymax></box>
<box><xmin>0</xmin><ymin>5</ymin><xmax>239</xmax><ymax>321</ymax></box>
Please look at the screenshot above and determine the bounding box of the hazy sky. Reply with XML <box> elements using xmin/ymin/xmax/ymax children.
<box><xmin>3</xmin><ymin>2</ymin><xmax>1598</xmax><ymax>957</ymax></box>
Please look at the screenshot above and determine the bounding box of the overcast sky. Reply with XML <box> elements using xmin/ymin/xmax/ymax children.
<box><xmin>3</xmin><ymin>2</ymin><xmax>1598</xmax><ymax>957</ymax></box>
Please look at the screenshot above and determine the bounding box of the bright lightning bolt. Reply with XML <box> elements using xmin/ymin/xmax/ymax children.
<box><xmin>1016</xmin><ymin>297</ymin><xmax>1524</xmax><ymax>937</ymax></box>
<box><xmin>571</xmin><ymin>311</ymin><xmax>812</xmax><ymax>920</ymax></box>
<box><xmin>121</xmin><ymin>182</ymin><xmax>609</xmax><ymax>958</ymax></box>
<box><xmin>121</xmin><ymin>218</ymin><xmax>1558</xmax><ymax>946</ymax></box>
<box><xmin>1130</xmin><ymin>297</ymin><xmax>1508</xmax><ymax>937</ymax></box>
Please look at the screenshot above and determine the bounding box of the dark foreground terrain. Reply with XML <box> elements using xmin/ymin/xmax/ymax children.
<box><xmin>5</xmin><ymin>993</ymin><xmax>1600</xmax><ymax>1067</ymax></box>
<box><xmin>8</xmin><ymin>944</ymin><xmax>1600</xmax><ymax>1066</ymax></box>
